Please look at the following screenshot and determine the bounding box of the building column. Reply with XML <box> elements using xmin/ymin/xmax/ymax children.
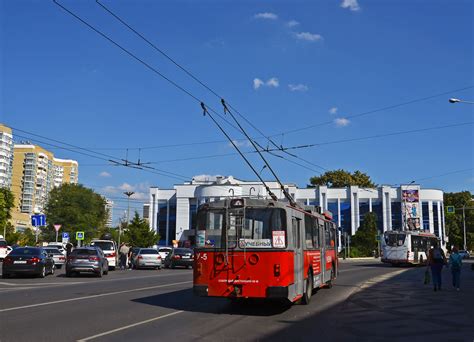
<box><xmin>428</xmin><ymin>201</ymin><xmax>434</xmax><ymax>234</ymax></box>
<box><xmin>382</xmin><ymin>186</ymin><xmax>392</xmax><ymax>232</ymax></box>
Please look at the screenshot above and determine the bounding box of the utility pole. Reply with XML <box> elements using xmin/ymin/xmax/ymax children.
<box><xmin>124</xmin><ymin>191</ymin><xmax>135</xmax><ymax>227</ymax></box>
<box><xmin>462</xmin><ymin>205</ymin><xmax>467</xmax><ymax>251</ymax></box>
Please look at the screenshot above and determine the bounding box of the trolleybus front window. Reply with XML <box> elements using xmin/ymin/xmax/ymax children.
<box><xmin>240</xmin><ymin>208</ymin><xmax>287</xmax><ymax>248</ymax></box>
<box><xmin>197</xmin><ymin>209</ymin><xmax>226</xmax><ymax>248</ymax></box>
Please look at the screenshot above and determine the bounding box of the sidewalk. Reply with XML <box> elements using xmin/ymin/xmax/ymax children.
<box><xmin>331</xmin><ymin>260</ymin><xmax>474</xmax><ymax>341</ymax></box>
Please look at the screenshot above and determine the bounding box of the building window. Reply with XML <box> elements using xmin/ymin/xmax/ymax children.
<box><xmin>340</xmin><ymin>201</ymin><xmax>351</xmax><ymax>234</ymax></box>
<box><xmin>359</xmin><ymin>200</ymin><xmax>370</xmax><ymax>224</ymax></box>
<box><xmin>328</xmin><ymin>201</ymin><xmax>338</xmax><ymax>227</ymax></box>
<box><xmin>422</xmin><ymin>202</ymin><xmax>430</xmax><ymax>231</ymax></box>
<box><xmin>433</xmin><ymin>202</ymin><xmax>439</xmax><ymax>237</ymax></box>
<box><xmin>372</xmin><ymin>201</ymin><xmax>383</xmax><ymax>233</ymax></box>
<box><xmin>391</xmin><ymin>202</ymin><xmax>402</xmax><ymax>230</ymax></box>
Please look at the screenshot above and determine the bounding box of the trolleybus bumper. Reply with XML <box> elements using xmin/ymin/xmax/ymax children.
<box><xmin>193</xmin><ymin>285</ymin><xmax>208</xmax><ymax>296</ymax></box>
<box><xmin>266</xmin><ymin>286</ymin><xmax>288</xmax><ymax>298</ymax></box>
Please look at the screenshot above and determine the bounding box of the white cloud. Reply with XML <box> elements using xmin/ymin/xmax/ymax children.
<box><xmin>99</xmin><ymin>171</ymin><xmax>111</xmax><ymax>177</ymax></box>
<box><xmin>118</xmin><ymin>183</ymin><xmax>135</xmax><ymax>192</ymax></box>
<box><xmin>288</xmin><ymin>84</ymin><xmax>309</xmax><ymax>92</ymax></box>
<box><xmin>253</xmin><ymin>77</ymin><xmax>279</xmax><ymax>90</ymax></box>
<box><xmin>287</xmin><ymin>20</ymin><xmax>300</xmax><ymax>27</ymax></box>
<box><xmin>329</xmin><ymin>107</ymin><xmax>338</xmax><ymax>115</ymax></box>
<box><xmin>131</xmin><ymin>192</ymin><xmax>148</xmax><ymax>200</ymax></box>
<box><xmin>295</xmin><ymin>32</ymin><xmax>323</xmax><ymax>42</ymax></box>
<box><xmin>103</xmin><ymin>185</ymin><xmax>118</xmax><ymax>194</ymax></box>
<box><xmin>334</xmin><ymin>118</ymin><xmax>350</xmax><ymax>127</ymax></box>
<box><xmin>266</xmin><ymin>77</ymin><xmax>279</xmax><ymax>88</ymax></box>
<box><xmin>254</xmin><ymin>12</ymin><xmax>278</xmax><ymax>20</ymax></box>
<box><xmin>253</xmin><ymin>78</ymin><xmax>264</xmax><ymax>90</ymax></box>
<box><xmin>341</xmin><ymin>0</ymin><xmax>361</xmax><ymax>11</ymax></box>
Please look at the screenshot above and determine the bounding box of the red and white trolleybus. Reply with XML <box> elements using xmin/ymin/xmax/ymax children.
<box><xmin>193</xmin><ymin>197</ymin><xmax>338</xmax><ymax>304</ymax></box>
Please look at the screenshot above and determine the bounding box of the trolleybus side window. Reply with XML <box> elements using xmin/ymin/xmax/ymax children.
<box><xmin>312</xmin><ymin>218</ymin><xmax>320</xmax><ymax>248</ymax></box>
<box><xmin>292</xmin><ymin>218</ymin><xmax>301</xmax><ymax>249</ymax></box>
<box><xmin>324</xmin><ymin>222</ymin><xmax>332</xmax><ymax>248</ymax></box>
<box><xmin>304</xmin><ymin>214</ymin><xmax>314</xmax><ymax>249</ymax></box>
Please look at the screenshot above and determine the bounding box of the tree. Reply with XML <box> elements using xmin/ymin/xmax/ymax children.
<box><xmin>309</xmin><ymin>169</ymin><xmax>376</xmax><ymax>188</ymax></box>
<box><xmin>444</xmin><ymin>191</ymin><xmax>473</xmax><ymax>250</ymax></box>
<box><xmin>350</xmin><ymin>212</ymin><xmax>378</xmax><ymax>257</ymax></box>
<box><xmin>0</xmin><ymin>188</ymin><xmax>15</xmax><ymax>239</ymax></box>
<box><xmin>124</xmin><ymin>212</ymin><xmax>159</xmax><ymax>248</ymax></box>
<box><xmin>42</xmin><ymin>184</ymin><xmax>107</xmax><ymax>244</ymax></box>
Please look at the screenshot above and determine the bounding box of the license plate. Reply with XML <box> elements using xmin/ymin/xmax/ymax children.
<box><xmin>182</xmin><ymin>256</ymin><xmax>190</xmax><ymax>259</ymax></box>
<box><xmin>14</xmin><ymin>260</ymin><xmax>27</xmax><ymax>264</ymax></box>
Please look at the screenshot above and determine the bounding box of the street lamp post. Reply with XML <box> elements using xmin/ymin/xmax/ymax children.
<box><xmin>120</xmin><ymin>191</ymin><xmax>135</xmax><ymax>246</ymax></box>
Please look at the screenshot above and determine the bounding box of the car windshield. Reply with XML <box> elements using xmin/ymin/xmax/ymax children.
<box><xmin>140</xmin><ymin>249</ymin><xmax>158</xmax><ymax>254</ymax></box>
<box><xmin>174</xmin><ymin>248</ymin><xmax>193</xmax><ymax>255</ymax></box>
<box><xmin>44</xmin><ymin>248</ymin><xmax>62</xmax><ymax>254</ymax></box>
<box><xmin>159</xmin><ymin>248</ymin><xmax>171</xmax><ymax>252</ymax></box>
<box><xmin>71</xmin><ymin>249</ymin><xmax>98</xmax><ymax>256</ymax></box>
<box><xmin>9</xmin><ymin>247</ymin><xmax>41</xmax><ymax>256</ymax></box>
<box><xmin>0</xmin><ymin>241</ymin><xmax>8</xmax><ymax>248</ymax></box>
<box><xmin>91</xmin><ymin>241</ymin><xmax>115</xmax><ymax>251</ymax></box>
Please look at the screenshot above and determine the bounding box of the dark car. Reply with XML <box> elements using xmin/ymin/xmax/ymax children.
<box><xmin>2</xmin><ymin>247</ymin><xmax>55</xmax><ymax>278</ymax></box>
<box><xmin>458</xmin><ymin>250</ymin><xmax>470</xmax><ymax>259</ymax></box>
<box><xmin>163</xmin><ymin>248</ymin><xmax>194</xmax><ymax>269</ymax></box>
<box><xmin>66</xmin><ymin>247</ymin><xmax>108</xmax><ymax>277</ymax></box>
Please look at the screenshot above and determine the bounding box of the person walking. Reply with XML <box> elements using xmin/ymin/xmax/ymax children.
<box><xmin>449</xmin><ymin>246</ymin><xmax>463</xmax><ymax>291</ymax></box>
<box><xmin>119</xmin><ymin>242</ymin><xmax>128</xmax><ymax>270</ymax></box>
<box><xmin>427</xmin><ymin>241</ymin><xmax>447</xmax><ymax>291</ymax></box>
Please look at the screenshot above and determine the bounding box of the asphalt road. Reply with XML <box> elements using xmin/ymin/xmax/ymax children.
<box><xmin>0</xmin><ymin>260</ymin><xmax>410</xmax><ymax>342</ymax></box>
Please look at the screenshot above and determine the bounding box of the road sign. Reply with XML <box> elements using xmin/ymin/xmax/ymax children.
<box><xmin>76</xmin><ymin>231</ymin><xmax>85</xmax><ymax>240</ymax></box>
<box><xmin>62</xmin><ymin>232</ymin><xmax>69</xmax><ymax>239</ymax></box>
<box><xmin>54</xmin><ymin>224</ymin><xmax>62</xmax><ymax>232</ymax></box>
<box><xmin>31</xmin><ymin>214</ymin><xmax>46</xmax><ymax>227</ymax></box>
<box><xmin>446</xmin><ymin>206</ymin><xmax>455</xmax><ymax>214</ymax></box>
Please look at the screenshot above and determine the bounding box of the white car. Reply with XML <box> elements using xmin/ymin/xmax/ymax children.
<box><xmin>133</xmin><ymin>248</ymin><xmax>162</xmax><ymax>269</ymax></box>
<box><xmin>47</xmin><ymin>242</ymin><xmax>66</xmax><ymax>256</ymax></box>
<box><xmin>158</xmin><ymin>247</ymin><xmax>172</xmax><ymax>260</ymax></box>
<box><xmin>90</xmin><ymin>240</ymin><xmax>117</xmax><ymax>270</ymax></box>
<box><xmin>44</xmin><ymin>247</ymin><xmax>66</xmax><ymax>268</ymax></box>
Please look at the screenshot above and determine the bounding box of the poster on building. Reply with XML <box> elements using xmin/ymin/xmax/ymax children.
<box><xmin>402</xmin><ymin>189</ymin><xmax>419</xmax><ymax>203</ymax></box>
<box><xmin>402</xmin><ymin>198</ymin><xmax>421</xmax><ymax>231</ymax></box>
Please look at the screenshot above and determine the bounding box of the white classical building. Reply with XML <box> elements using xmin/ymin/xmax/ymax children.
<box><xmin>148</xmin><ymin>175</ymin><xmax>446</xmax><ymax>246</ymax></box>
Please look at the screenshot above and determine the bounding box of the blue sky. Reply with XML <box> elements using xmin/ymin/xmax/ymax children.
<box><xmin>1</xmin><ymin>0</ymin><xmax>473</xmax><ymax>223</ymax></box>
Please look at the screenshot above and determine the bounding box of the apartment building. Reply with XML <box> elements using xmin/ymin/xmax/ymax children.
<box><xmin>11</xmin><ymin>144</ymin><xmax>79</xmax><ymax>231</ymax></box>
<box><xmin>105</xmin><ymin>199</ymin><xmax>114</xmax><ymax>228</ymax></box>
<box><xmin>0</xmin><ymin>124</ymin><xmax>14</xmax><ymax>189</ymax></box>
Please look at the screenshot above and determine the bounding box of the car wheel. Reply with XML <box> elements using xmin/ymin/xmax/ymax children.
<box><xmin>170</xmin><ymin>262</ymin><xmax>175</xmax><ymax>269</ymax></box>
<box><xmin>39</xmin><ymin>266</ymin><xmax>46</xmax><ymax>278</ymax></box>
<box><xmin>66</xmin><ymin>271</ymin><xmax>72</xmax><ymax>277</ymax></box>
<box><xmin>104</xmin><ymin>267</ymin><xmax>109</xmax><ymax>275</ymax></box>
<box><xmin>50</xmin><ymin>265</ymin><xmax>55</xmax><ymax>275</ymax></box>
<box><xmin>109</xmin><ymin>266</ymin><xmax>115</xmax><ymax>271</ymax></box>
<box><xmin>2</xmin><ymin>273</ymin><xmax>9</xmax><ymax>279</ymax></box>
<box><xmin>97</xmin><ymin>267</ymin><xmax>103</xmax><ymax>278</ymax></box>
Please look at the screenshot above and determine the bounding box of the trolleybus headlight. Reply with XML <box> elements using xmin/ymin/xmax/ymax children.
<box><xmin>248</xmin><ymin>253</ymin><xmax>259</xmax><ymax>265</ymax></box>
<box><xmin>215</xmin><ymin>254</ymin><xmax>225</xmax><ymax>265</ymax></box>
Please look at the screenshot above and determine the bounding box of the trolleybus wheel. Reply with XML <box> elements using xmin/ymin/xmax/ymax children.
<box><xmin>326</xmin><ymin>266</ymin><xmax>335</xmax><ymax>289</ymax></box>
<box><xmin>419</xmin><ymin>255</ymin><xmax>424</xmax><ymax>265</ymax></box>
<box><xmin>302</xmin><ymin>272</ymin><xmax>313</xmax><ymax>305</ymax></box>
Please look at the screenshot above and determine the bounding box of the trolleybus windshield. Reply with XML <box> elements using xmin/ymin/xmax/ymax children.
<box><xmin>384</xmin><ymin>233</ymin><xmax>406</xmax><ymax>247</ymax></box>
<box><xmin>196</xmin><ymin>207</ymin><xmax>287</xmax><ymax>249</ymax></box>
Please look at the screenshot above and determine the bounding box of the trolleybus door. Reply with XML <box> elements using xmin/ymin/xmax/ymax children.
<box><xmin>292</xmin><ymin>217</ymin><xmax>304</xmax><ymax>297</ymax></box>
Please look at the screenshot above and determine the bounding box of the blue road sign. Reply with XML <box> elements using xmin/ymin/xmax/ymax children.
<box><xmin>62</xmin><ymin>232</ymin><xmax>69</xmax><ymax>239</ymax></box>
<box><xmin>31</xmin><ymin>214</ymin><xmax>46</xmax><ymax>227</ymax></box>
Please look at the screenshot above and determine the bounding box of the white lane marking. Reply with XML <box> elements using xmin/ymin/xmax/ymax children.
<box><xmin>77</xmin><ymin>311</ymin><xmax>184</xmax><ymax>341</ymax></box>
<box><xmin>0</xmin><ymin>280</ymin><xmax>192</xmax><ymax>313</ymax></box>
<box><xmin>0</xmin><ymin>281</ymin><xmax>84</xmax><ymax>286</ymax></box>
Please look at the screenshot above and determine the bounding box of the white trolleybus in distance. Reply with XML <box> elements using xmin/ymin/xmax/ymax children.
<box><xmin>381</xmin><ymin>230</ymin><xmax>440</xmax><ymax>266</ymax></box>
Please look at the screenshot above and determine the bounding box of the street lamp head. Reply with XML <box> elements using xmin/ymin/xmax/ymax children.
<box><xmin>124</xmin><ymin>191</ymin><xmax>135</xmax><ymax>197</ymax></box>
<box><xmin>449</xmin><ymin>98</ymin><xmax>460</xmax><ymax>103</ymax></box>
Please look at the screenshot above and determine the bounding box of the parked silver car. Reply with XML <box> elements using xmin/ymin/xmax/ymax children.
<box><xmin>132</xmin><ymin>248</ymin><xmax>162</xmax><ymax>269</ymax></box>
